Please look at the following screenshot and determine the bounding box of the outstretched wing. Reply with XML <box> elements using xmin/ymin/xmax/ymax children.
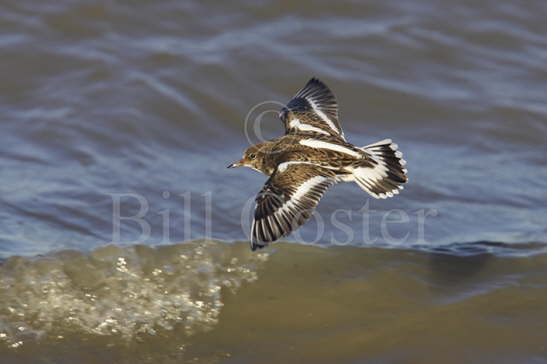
<box><xmin>251</xmin><ymin>163</ymin><xmax>336</xmax><ymax>250</ymax></box>
<box><xmin>279</xmin><ymin>78</ymin><xmax>345</xmax><ymax>140</ymax></box>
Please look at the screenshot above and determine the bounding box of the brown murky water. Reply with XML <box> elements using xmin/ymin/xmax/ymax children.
<box><xmin>1</xmin><ymin>242</ymin><xmax>547</xmax><ymax>363</ymax></box>
<box><xmin>1</xmin><ymin>0</ymin><xmax>547</xmax><ymax>362</ymax></box>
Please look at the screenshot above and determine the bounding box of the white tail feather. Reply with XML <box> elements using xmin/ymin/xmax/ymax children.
<box><xmin>352</xmin><ymin>139</ymin><xmax>408</xmax><ymax>199</ymax></box>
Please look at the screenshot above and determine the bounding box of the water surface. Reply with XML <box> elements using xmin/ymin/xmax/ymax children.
<box><xmin>1</xmin><ymin>0</ymin><xmax>547</xmax><ymax>362</ymax></box>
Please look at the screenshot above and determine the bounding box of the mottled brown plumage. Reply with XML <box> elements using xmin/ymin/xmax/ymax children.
<box><xmin>229</xmin><ymin>78</ymin><xmax>408</xmax><ymax>250</ymax></box>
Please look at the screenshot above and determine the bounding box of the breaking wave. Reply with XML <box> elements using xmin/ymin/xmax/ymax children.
<box><xmin>0</xmin><ymin>240</ymin><xmax>269</xmax><ymax>349</ymax></box>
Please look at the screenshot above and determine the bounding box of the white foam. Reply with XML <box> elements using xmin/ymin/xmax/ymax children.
<box><xmin>0</xmin><ymin>241</ymin><xmax>269</xmax><ymax>347</ymax></box>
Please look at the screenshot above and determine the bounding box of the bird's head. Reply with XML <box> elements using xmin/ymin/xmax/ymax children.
<box><xmin>227</xmin><ymin>144</ymin><xmax>270</xmax><ymax>174</ymax></box>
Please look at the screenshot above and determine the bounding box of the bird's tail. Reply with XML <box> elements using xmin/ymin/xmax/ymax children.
<box><xmin>352</xmin><ymin>139</ymin><xmax>408</xmax><ymax>199</ymax></box>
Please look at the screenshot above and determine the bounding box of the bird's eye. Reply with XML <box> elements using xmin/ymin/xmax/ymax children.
<box><xmin>249</xmin><ymin>153</ymin><xmax>256</xmax><ymax>159</ymax></box>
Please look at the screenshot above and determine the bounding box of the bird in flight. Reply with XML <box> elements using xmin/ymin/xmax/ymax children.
<box><xmin>228</xmin><ymin>78</ymin><xmax>408</xmax><ymax>250</ymax></box>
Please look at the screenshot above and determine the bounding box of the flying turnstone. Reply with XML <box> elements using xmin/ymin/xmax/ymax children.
<box><xmin>229</xmin><ymin>78</ymin><xmax>408</xmax><ymax>250</ymax></box>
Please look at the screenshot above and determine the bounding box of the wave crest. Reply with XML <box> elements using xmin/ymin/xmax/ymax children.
<box><xmin>0</xmin><ymin>240</ymin><xmax>268</xmax><ymax>348</ymax></box>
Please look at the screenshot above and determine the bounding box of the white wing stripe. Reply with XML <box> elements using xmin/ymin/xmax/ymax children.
<box><xmin>289</xmin><ymin>118</ymin><xmax>330</xmax><ymax>135</ymax></box>
<box><xmin>278</xmin><ymin>161</ymin><xmax>338</xmax><ymax>172</ymax></box>
<box><xmin>308</xmin><ymin>98</ymin><xmax>340</xmax><ymax>134</ymax></box>
<box><xmin>278</xmin><ymin>176</ymin><xmax>329</xmax><ymax>216</ymax></box>
<box><xmin>299</xmin><ymin>139</ymin><xmax>361</xmax><ymax>158</ymax></box>
<box><xmin>293</xmin><ymin>176</ymin><xmax>327</xmax><ymax>200</ymax></box>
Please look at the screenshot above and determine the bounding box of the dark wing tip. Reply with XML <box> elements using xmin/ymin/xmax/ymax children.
<box><xmin>251</xmin><ymin>241</ymin><xmax>265</xmax><ymax>251</ymax></box>
<box><xmin>296</xmin><ymin>77</ymin><xmax>334</xmax><ymax>99</ymax></box>
<box><xmin>280</xmin><ymin>77</ymin><xmax>344</xmax><ymax>140</ymax></box>
<box><xmin>307</xmin><ymin>77</ymin><xmax>327</xmax><ymax>89</ymax></box>
<box><xmin>293</xmin><ymin>77</ymin><xmax>339</xmax><ymax>126</ymax></box>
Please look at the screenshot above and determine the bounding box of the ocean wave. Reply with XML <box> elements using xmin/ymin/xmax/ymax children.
<box><xmin>0</xmin><ymin>240</ymin><xmax>269</xmax><ymax>349</ymax></box>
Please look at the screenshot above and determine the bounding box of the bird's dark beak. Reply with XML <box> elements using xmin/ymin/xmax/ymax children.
<box><xmin>227</xmin><ymin>160</ymin><xmax>243</xmax><ymax>168</ymax></box>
